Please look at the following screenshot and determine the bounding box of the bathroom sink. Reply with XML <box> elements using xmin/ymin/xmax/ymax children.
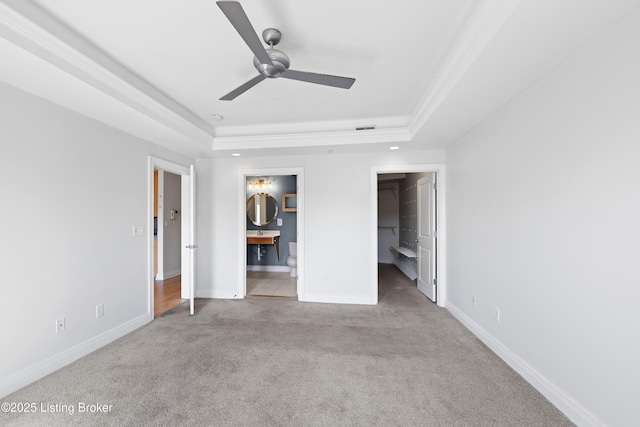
<box><xmin>246</xmin><ymin>230</ymin><xmax>280</xmax><ymax>237</ymax></box>
<box><xmin>246</xmin><ymin>230</ymin><xmax>281</xmax><ymax>261</ymax></box>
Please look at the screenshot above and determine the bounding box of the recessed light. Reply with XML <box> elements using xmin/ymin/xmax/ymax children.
<box><xmin>231</xmin><ymin>153</ymin><xmax>241</xmax><ymax>157</ymax></box>
<box><xmin>389</xmin><ymin>146</ymin><xmax>400</xmax><ymax>150</ymax></box>
<box><xmin>211</xmin><ymin>114</ymin><xmax>224</xmax><ymax>121</ymax></box>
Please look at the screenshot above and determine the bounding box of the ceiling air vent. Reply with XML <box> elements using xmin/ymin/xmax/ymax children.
<box><xmin>356</xmin><ymin>126</ymin><xmax>376</xmax><ymax>131</ymax></box>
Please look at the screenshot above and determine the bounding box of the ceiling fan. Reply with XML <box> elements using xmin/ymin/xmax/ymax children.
<box><xmin>216</xmin><ymin>1</ymin><xmax>356</xmax><ymax>100</ymax></box>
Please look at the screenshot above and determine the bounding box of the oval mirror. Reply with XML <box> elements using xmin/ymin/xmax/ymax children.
<box><xmin>247</xmin><ymin>193</ymin><xmax>279</xmax><ymax>226</ymax></box>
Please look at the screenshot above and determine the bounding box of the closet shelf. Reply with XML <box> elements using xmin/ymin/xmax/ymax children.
<box><xmin>390</xmin><ymin>246</ymin><xmax>417</xmax><ymax>258</ymax></box>
<box><xmin>391</xmin><ymin>246</ymin><xmax>418</xmax><ymax>280</ymax></box>
<box><xmin>378</xmin><ymin>188</ymin><xmax>397</xmax><ymax>199</ymax></box>
<box><xmin>378</xmin><ymin>226</ymin><xmax>397</xmax><ymax>236</ymax></box>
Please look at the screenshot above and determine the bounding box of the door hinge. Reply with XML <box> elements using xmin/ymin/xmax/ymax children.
<box><xmin>433</xmin><ymin>230</ymin><xmax>437</xmax><ymax>238</ymax></box>
<box><xmin>433</xmin><ymin>182</ymin><xmax>437</xmax><ymax>190</ymax></box>
<box><xmin>433</xmin><ymin>278</ymin><xmax>437</xmax><ymax>285</ymax></box>
<box><xmin>185</xmin><ymin>244</ymin><xmax>198</xmax><ymax>249</ymax></box>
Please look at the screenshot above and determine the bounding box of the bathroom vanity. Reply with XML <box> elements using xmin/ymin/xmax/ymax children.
<box><xmin>246</xmin><ymin>230</ymin><xmax>280</xmax><ymax>260</ymax></box>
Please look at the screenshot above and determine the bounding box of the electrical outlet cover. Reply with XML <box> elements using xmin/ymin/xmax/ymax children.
<box><xmin>56</xmin><ymin>318</ymin><xmax>65</xmax><ymax>333</ymax></box>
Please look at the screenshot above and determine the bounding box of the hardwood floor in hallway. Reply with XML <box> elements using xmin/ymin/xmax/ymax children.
<box><xmin>154</xmin><ymin>275</ymin><xmax>185</xmax><ymax>316</ymax></box>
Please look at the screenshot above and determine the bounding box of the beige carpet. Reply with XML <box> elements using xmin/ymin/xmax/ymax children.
<box><xmin>2</xmin><ymin>265</ymin><xmax>572</xmax><ymax>426</ymax></box>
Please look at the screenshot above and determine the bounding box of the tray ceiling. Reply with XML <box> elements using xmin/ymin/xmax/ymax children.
<box><xmin>1</xmin><ymin>0</ymin><xmax>638</xmax><ymax>157</ymax></box>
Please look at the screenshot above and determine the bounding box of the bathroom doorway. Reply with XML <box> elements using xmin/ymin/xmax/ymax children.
<box><xmin>239</xmin><ymin>168</ymin><xmax>305</xmax><ymax>300</ymax></box>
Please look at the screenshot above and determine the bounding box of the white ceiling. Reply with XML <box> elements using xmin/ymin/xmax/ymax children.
<box><xmin>1</xmin><ymin>0</ymin><xmax>639</xmax><ymax>158</ymax></box>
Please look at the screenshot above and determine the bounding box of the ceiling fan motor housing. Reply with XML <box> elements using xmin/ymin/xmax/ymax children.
<box><xmin>253</xmin><ymin>49</ymin><xmax>290</xmax><ymax>78</ymax></box>
<box><xmin>262</xmin><ymin>28</ymin><xmax>282</xmax><ymax>46</ymax></box>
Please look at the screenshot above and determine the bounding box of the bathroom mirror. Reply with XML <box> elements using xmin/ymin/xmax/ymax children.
<box><xmin>247</xmin><ymin>193</ymin><xmax>279</xmax><ymax>226</ymax></box>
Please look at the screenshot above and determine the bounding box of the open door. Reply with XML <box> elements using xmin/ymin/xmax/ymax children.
<box><xmin>186</xmin><ymin>165</ymin><xmax>198</xmax><ymax>315</ymax></box>
<box><xmin>417</xmin><ymin>174</ymin><xmax>436</xmax><ymax>302</ymax></box>
<box><xmin>183</xmin><ymin>165</ymin><xmax>197</xmax><ymax>315</ymax></box>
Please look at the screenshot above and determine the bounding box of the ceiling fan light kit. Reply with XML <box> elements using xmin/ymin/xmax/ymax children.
<box><xmin>216</xmin><ymin>1</ymin><xmax>356</xmax><ymax>100</ymax></box>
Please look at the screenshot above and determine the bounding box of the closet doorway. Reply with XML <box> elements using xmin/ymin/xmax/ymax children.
<box><xmin>371</xmin><ymin>164</ymin><xmax>446</xmax><ymax>306</ymax></box>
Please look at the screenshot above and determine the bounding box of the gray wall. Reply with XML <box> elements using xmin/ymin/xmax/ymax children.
<box><xmin>445</xmin><ymin>7</ymin><xmax>640</xmax><ymax>426</ymax></box>
<box><xmin>0</xmin><ymin>80</ymin><xmax>194</xmax><ymax>396</ymax></box>
<box><xmin>377</xmin><ymin>181</ymin><xmax>399</xmax><ymax>264</ymax></box>
<box><xmin>162</xmin><ymin>171</ymin><xmax>181</xmax><ymax>277</ymax></box>
<box><xmin>246</xmin><ymin>175</ymin><xmax>297</xmax><ymax>266</ymax></box>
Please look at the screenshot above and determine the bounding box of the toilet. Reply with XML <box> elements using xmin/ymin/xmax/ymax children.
<box><xmin>287</xmin><ymin>241</ymin><xmax>297</xmax><ymax>277</ymax></box>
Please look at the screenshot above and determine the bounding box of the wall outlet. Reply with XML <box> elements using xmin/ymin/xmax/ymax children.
<box><xmin>494</xmin><ymin>307</ymin><xmax>501</xmax><ymax>322</ymax></box>
<box><xmin>56</xmin><ymin>318</ymin><xmax>65</xmax><ymax>333</ymax></box>
<box><xmin>96</xmin><ymin>304</ymin><xmax>104</xmax><ymax>318</ymax></box>
<box><xmin>472</xmin><ymin>295</ymin><xmax>476</xmax><ymax>307</ymax></box>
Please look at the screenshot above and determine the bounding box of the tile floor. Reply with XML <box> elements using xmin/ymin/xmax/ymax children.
<box><xmin>246</xmin><ymin>270</ymin><xmax>297</xmax><ymax>299</ymax></box>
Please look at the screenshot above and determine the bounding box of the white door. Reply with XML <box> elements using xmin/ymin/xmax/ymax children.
<box><xmin>181</xmin><ymin>165</ymin><xmax>197</xmax><ymax>315</ymax></box>
<box><xmin>417</xmin><ymin>174</ymin><xmax>436</xmax><ymax>302</ymax></box>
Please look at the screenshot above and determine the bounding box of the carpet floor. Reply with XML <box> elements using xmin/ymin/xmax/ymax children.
<box><xmin>2</xmin><ymin>265</ymin><xmax>573</xmax><ymax>426</ymax></box>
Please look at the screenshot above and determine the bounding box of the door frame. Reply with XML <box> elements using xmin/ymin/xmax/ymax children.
<box><xmin>370</xmin><ymin>164</ymin><xmax>446</xmax><ymax>306</ymax></box>
<box><xmin>147</xmin><ymin>156</ymin><xmax>193</xmax><ymax>319</ymax></box>
<box><xmin>238</xmin><ymin>167</ymin><xmax>305</xmax><ymax>300</ymax></box>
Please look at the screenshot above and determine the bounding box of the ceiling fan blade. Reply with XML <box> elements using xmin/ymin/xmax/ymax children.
<box><xmin>216</xmin><ymin>1</ymin><xmax>273</xmax><ymax>66</ymax></box>
<box><xmin>282</xmin><ymin>70</ymin><xmax>355</xmax><ymax>89</ymax></box>
<box><xmin>220</xmin><ymin>74</ymin><xmax>267</xmax><ymax>100</ymax></box>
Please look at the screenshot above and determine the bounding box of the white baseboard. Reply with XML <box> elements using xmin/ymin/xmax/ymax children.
<box><xmin>246</xmin><ymin>265</ymin><xmax>290</xmax><ymax>272</ymax></box>
<box><xmin>0</xmin><ymin>314</ymin><xmax>150</xmax><ymax>398</ymax></box>
<box><xmin>163</xmin><ymin>269</ymin><xmax>181</xmax><ymax>279</ymax></box>
<box><xmin>195</xmin><ymin>289</ymin><xmax>242</xmax><ymax>299</ymax></box>
<box><xmin>446</xmin><ymin>301</ymin><xmax>603</xmax><ymax>427</ymax></box>
<box><xmin>155</xmin><ymin>269</ymin><xmax>181</xmax><ymax>281</ymax></box>
<box><xmin>300</xmin><ymin>293</ymin><xmax>374</xmax><ymax>305</ymax></box>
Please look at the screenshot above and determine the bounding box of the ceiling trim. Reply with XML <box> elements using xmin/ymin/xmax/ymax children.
<box><xmin>213</xmin><ymin>115</ymin><xmax>409</xmax><ymax>138</ymax></box>
<box><xmin>407</xmin><ymin>0</ymin><xmax>521</xmax><ymax>137</ymax></box>
<box><xmin>211</xmin><ymin>127</ymin><xmax>411</xmax><ymax>151</ymax></box>
<box><xmin>0</xmin><ymin>0</ymin><xmax>214</xmax><ymax>144</ymax></box>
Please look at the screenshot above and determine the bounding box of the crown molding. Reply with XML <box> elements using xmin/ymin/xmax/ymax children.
<box><xmin>407</xmin><ymin>0</ymin><xmax>521</xmax><ymax>137</ymax></box>
<box><xmin>0</xmin><ymin>0</ymin><xmax>214</xmax><ymax>144</ymax></box>
<box><xmin>213</xmin><ymin>115</ymin><xmax>408</xmax><ymax>138</ymax></box>
<box><xmin>212</xmin><ymin>127</ymin><xmax>411</xmax><ymax>151</ymax></box>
